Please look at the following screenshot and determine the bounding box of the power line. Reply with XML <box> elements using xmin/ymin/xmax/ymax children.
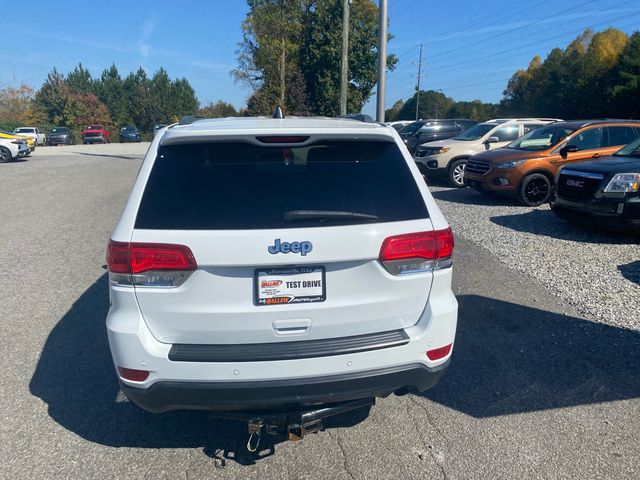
<box><xmin>425</xmin><ymin>0</ymin><xmax>602</xmax><ymax>61</ymax></box>
<box><xmin>428</xmin><ymin>9</ymin><xmax>640</xmax><ymax>74</ymax></box>
<box><xmin>419</xmin><ymin>0</ymin><xmax>555</xmax><ymax>48</ymax></box>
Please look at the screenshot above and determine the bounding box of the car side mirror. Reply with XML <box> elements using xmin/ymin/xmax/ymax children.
<box><xmin>485</xmin><ymin>136</ymin><xmax>500</xmax><ymax>144</ymax></box>
<box><xmin>559</xmin><ymin>144</ymin><xmax>579</xmax><ymax>157</ymax></box>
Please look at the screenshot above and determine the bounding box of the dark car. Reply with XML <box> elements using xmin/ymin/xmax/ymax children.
<box><xmin>400</xmin><ymin>119</ymin><xmax>477</xmax><ymax>154</ymax></box>
<box><xmin>152</xmin><ymin>124</ymin><xmax>168</xmax><ymax>138</ymax></box>
<box><xmin>551</xmin><ymin>137</ymin><xmax>640</xmax><ymax>233</ymax></box>
<box><xmin>119</xmin><ymin>126</ymin><xmax>141</xmax><ymax>143</ymax></box>
<box><xmin>47</xmin><ymin>127</ymin><xmax>74</xmax><ymax>146</ymax></box>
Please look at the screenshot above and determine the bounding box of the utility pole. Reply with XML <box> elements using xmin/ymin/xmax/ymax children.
<box><xmin>415</xmin><ymin>44</ymin><xmax>423</xmax><ymax>121</ymax></box>
<box><xmin>376</xmin><ymin>0</ymin><xmax>388</xmax><ymax>122</ymax></box>
<box><xmin>339</xmin><ymin>0</ymin><xmax>350</xmax><ymax>116</ymax></box>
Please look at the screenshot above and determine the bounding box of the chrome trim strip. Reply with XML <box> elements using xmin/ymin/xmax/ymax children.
<box><xmin>560</xmin><ymin>170</ymin><xmax>605</xmax><ymax>180</ymax></box>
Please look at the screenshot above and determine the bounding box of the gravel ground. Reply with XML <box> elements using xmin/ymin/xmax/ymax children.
<box><xmin>429</xmin><ymin>182</ymin><xmax>640</xmax><ymax>330</ymax></box>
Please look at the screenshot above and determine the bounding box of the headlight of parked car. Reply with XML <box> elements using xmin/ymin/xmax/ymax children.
<box><xmin>436</xmin><ymin>147</ymin><xmax>451</xmax><ymax>154</ymax></box>
<box><xmin>495</xmin><ymin>159</ymin><xmax>526</xmax><ymax>169</ymax></box>
<box><xmin>604</xmin><ymin>173</ymin><xmax>640</xmax><ymax>193</ymax></box>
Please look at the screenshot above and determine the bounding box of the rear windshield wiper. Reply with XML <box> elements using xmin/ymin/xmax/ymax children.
<box><xmin>283</xmin><ymin>210</ymin><xmax>379</xmax><ymax>222</ymax></box>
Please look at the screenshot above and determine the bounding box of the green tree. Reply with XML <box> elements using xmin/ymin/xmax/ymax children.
<box><xmin>384</xmin><ymin>99</ymin><xmax>404</xmax><ymax>121</ymax></box>
<box><xmin>234</xmin><ymin>0</ymin><xmax>309</xmax><ymax>115</ymax></box>
<box><xmin>96</xmin><ymin>64</ymin><xmax>130</xmax><ymax>127</ymax></box>
<box><xmin>300</xmin><ymin>0</ymin><xmax>396</xmax><ymax>116</ymax></box>
<box><xmin>610</xmin><ymin>31</ymin><xmax>640</xmax><ymax>118</ymax></box>
<box><xmin>199</xmin><ymin>101</ymin><xmax>238</xmax><ymax>118</ymax></box>
<box><xmin>150</xmin><ymin>68</ymin><xmax>172</xmax><ymax>122</ymax></box>
<box><xmin>235</xmin><ymin>0</ymin><xmax>395</xmax><ymax>116</ymax></box>
<box><xmin>66</xmin><ymin>63</ymin><xmax>95</xmax><ymax>95</ymax></box>
<box><xmin>33</xmin><ymin>68</ymin><xmax>69</xmax><ymax>127</ymax></box>
<box><xmin>123</xmin><ymin>68</ymin><xmax>154</xmax><ymax>132</ymax></box>
<box><xmin>168</xmin><ymin>78</ymin><xmax>199</xmax><ymax>120</ymax></box>
<box><xmin>395</xmin><ymin>90</ymin><xmax>453</xmax><ymax>120</ymax></box>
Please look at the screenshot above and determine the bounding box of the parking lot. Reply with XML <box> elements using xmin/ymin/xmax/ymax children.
<box><xmin>1</xmin><ymin>145</ymin><xmax>639</xmax><ymax>479</ymax></box>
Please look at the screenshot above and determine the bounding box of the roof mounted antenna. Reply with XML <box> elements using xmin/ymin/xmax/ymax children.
<box><xmin>273</xmin><ymin>106</ymin><xmax>285</xmax><ymax>119</ymax></box>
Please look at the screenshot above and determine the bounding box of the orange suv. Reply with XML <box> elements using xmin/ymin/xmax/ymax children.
<box><xmin>464</xmin><ymin>120</ymin><xmax>640</xmax><ymax>206</ymax></box>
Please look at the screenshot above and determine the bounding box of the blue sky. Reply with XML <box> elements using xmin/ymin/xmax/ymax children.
<box><xmin>0</xmin><ymin>0</ymin><xmax>638</xmax><ymax>117</ymax></box>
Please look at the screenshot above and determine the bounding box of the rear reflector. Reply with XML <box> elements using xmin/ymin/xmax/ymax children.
<box><xmin>107</xmin><ymin>240</ymin><xmax>196</xmax><ymax>286</ymax></box>
<box><xmin>426</xmin><ymin>343</ymin><xmax>452</xmax><ymax>361</ymax></box>
<box><xmin>379</xmin><ymin>228</ymin><xmax>454</xmax><ymax>275</ymax></box>
<box><xmin>255</xmin><ymin>135</ymin><xmax>310</xmax><ymax>144</ymax></box>
<box><xmin>117</xmin><ymin>367</ymin><xmax>150</xmax><ymax>382</ymax></box>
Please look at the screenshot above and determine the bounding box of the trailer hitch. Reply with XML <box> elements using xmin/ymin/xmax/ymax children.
<box><xmin>232</xmin><ymin>398</ymin><xmax>374</xmax><ymax>452</ymax></box>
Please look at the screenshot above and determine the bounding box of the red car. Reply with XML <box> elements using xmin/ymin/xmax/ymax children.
<box><xmin>82</xmin><ymin>125</ymin><xmax>110</xmax><ymax>144</ymax></box>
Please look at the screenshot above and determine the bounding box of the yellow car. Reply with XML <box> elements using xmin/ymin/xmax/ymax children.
<box><xmin>0</xmin><ymin>130</ymin><xmax>35</xmax><ymax>153</ymax></box>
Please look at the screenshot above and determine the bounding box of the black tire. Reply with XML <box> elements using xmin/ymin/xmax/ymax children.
<box><xmin>519</xmin><ymin>173</ymin><xmax>552</xmax><ymax>206</ymax></box>
<box><xmin>447</xmin><ymin>159</ymin><xmax>468</xmax><ymax>188</ymax></box>
<box><xmin>0</xmin><ymin>146</ymin><xmax>12</xmax><ymax>163</ymax></box>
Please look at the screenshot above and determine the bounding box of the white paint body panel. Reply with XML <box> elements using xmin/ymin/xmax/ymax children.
<box><xmin>107</xmin><ymin>117</ymin><xmax>457</xmax><ymax>389</ymax></box>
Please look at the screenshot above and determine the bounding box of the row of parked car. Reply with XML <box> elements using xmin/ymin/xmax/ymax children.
<box><xmin>391</xmin><ymin>117</ymin><xmax>640</xmax><ymax>234</ymax></box>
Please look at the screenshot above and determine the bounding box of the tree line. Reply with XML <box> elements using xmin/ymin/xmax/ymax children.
<box><xmin>0</xmin><ymin>64</ymin><xmax>201</xmax><ymax>140</ymax></box>
<box><xmin>387</xmin><ymin>28</ymin><xmax>640</xmax><ymax>122</ymax></box>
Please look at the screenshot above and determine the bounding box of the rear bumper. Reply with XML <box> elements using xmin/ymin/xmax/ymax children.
<box><xmin>551</xmin><ymin>195</ymin><xmax>640</xmax><ymax>233</ymax></box>
<box><xmin>121</xmin><ymin>361</ymin><xmax>449</xmax><ymax>413</ymax></box>
<box><xmin>107</xmin><ymin>268</ymin><xmax>458</xmax><ymax>413</ymax></box>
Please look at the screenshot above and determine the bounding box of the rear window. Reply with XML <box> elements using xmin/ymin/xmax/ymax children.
<box><xmin>135</xmin><ymin>140</ymin><xmax>429</xmax><ymax>230</ymax></box>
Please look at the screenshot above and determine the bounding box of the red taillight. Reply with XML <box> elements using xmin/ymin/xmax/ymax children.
<box><xmin>107</xmin><ymin>241</ymin><xmax>196</xmax><ymax>274</ymax></box>
<box><xmin>117</xmin><ymin>367</ymin><xmax>150</xmax><ymax>382</ymax></box>
<box><xmin>107</xmin><ymin>240</ymin><xmax>196</xmax><ymax>286</ymax></box>
<box><xmin>107</xmin><ymin>240</ymin><xmax>130</xmax><ymax>273</ymax></box>
<box><xmin>130</xmin><ymin>243</ymin><xmax>196</xmax><ymax>274</ymax></box>
<box><xmin>426</xmin><ymin>343</ymin><xmax>452</xmax><ymax>361</ymax></box>
<box><xmin>379</xmin><ymin>228</ymin><xmax>454</xmax><ymax>261</ymax></box>
<box><xmin>255</xmin><ymin>135</ymin><xmax>310</xmax><ymax>144</ymax></box>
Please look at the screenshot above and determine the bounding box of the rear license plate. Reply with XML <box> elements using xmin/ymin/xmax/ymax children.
<box><xmin>254</xmin><ymin>266</ymin><xmax>326</xmax><ymax>306</ymax></box>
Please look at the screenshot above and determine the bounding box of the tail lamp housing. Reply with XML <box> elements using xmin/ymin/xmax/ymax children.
<box><xmin>379</xmin><ymin>228</ymin><xmax>454</xmax><ymax>275</ymax></box>
<box><xmin>107</xmin><ymin>240</ymin><xmax>197</xmax><ymax>287</ymax></box>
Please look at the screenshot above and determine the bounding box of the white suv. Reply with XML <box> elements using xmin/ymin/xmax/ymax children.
<box><xmin>414</xmin><ymin>118</ymin><xmax>561</xmax><ymax>187</ymax></box>
<box><xmin>106</xmin><ymin>117</ymin><xmax>457</xmax><ymax>436</ymax></box>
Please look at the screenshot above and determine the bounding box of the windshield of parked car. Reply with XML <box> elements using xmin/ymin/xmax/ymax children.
<box><xmin>87</xmin><ymin>125</ymin><xmax>103</xmax><ymax>130</ymax></box>
<box><xmin>452</xmin><ymin>123</ymin><xmax>494</xmax><ymax>141</ymax></box>
<box><xmin>121</xmin><ymin>126</ymin><xmax>138</xmax><ymax>132</ymax></box>
<box><xmin>14</xmin><ymin>128</ymin><xmax>33</xmax><ymax>133</ymax></box>
<box><xmin>399</xmin><ymin>121</ymin><xmax>424</xmax><ymax>135</ymax></box>
<box><xmin>506</xmin><ymin>125</ymin><xmax>574</xmax><ymax>151</ymax></box>
<box><xmin>50</xmin><ymin>128</ymin><xmax>69</xmax><ymax>134</ymax></box>
<box><xmin>613</xmin><ymin>137</ymin><xmax>640</xmax><ymax>157</ymax></box>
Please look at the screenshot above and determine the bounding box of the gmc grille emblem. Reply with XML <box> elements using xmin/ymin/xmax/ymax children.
<box><xmin>566</xmin><ymin>179</ymin><xmax>584</xmax><ymax>187</ymax></box>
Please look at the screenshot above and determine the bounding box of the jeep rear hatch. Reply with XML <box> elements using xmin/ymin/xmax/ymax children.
<box><xmin>126</xmin><ymin>138</ymin><xmax>440</xmax><ymax>345</ymax></box>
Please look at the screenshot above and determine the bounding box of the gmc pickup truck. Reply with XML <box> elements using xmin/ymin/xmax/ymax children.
<box><xmin>82</xmin><ymin>125</ymin><xmax>110</xmax><ymax>144</ymax></box>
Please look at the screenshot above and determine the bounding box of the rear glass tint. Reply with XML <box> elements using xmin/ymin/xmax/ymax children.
<box><xmin>135</xmin><ymin>140</ymin><xmax>429</xmax><ymax>230</ymax></box>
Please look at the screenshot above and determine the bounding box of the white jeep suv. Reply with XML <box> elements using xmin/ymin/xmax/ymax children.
<box><xmin>414</xmin><ymin>118</ymin><xmax>560</xmax><ymax>187</ymax></box>
<box><xmin>106</xmin><ymin>116</ymin><xmax>457</xmax><ymax>434</ymax></box>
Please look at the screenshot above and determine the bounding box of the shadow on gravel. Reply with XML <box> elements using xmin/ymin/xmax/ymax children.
<box><xmin>490</xmin><ymin>210</ymin><xmax>639</xmax><ymax>244</ymax></box>
<box><xmin>29</xmin><ymin>275</ymin><xmax>368</xmax><ymax>465</ymax></box>
<box><xmin>618</xmin><ymin>260</ymin><xmax>640</xmax><ymax>285</ymax></box>
<box><xmin>423</xmin><ymin>294</ymin><xmax>640</xmax><ymax>417</ymax></box>
<box><xmin>430</xmin><ymin>187</ymin><xmax>521</xmax><ymax>206</ymax></box>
